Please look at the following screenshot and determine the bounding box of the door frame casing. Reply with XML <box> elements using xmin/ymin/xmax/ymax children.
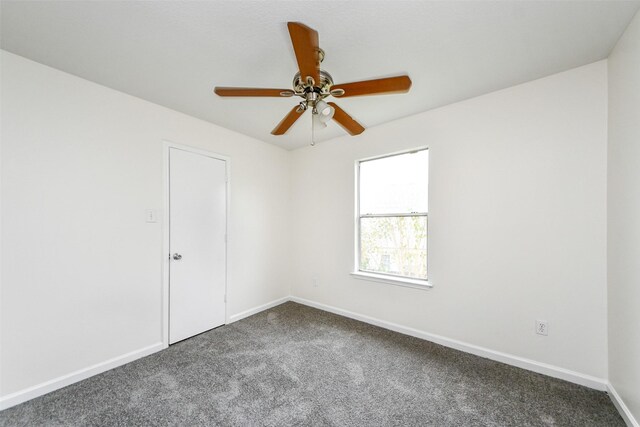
<box><xmin>161</xmin><ymin>140</ymin><xmax>231</xmax><ymax>348</ymax></box>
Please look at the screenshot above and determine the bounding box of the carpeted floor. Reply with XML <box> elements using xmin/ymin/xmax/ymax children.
<box><xmin>0</xmin><ymin>302</ymin><xmax>624</xmax><ymax>426</ymax></box>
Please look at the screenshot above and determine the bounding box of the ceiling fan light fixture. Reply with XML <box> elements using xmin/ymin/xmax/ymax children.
<box><xmin>313</xmin><ymin>113</ymin><xmax>328</xmax><ymax>129</ymax></box>
<box><xmin>315</xmin><ymin>99</ymin><xmax>335</xmax><ymax>123</ymax></box>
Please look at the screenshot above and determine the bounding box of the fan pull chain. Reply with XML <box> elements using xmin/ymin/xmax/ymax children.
<box><xmin>311</xmin><ymin>113</ymin><xmax>316</xmax><ymax>146</ymax></box>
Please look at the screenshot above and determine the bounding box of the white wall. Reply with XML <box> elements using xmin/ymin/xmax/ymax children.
<box><xmin>0</xmin><ymin>51</ymin><xmax>291</xmax><ymax>400</ymax></box>
<box><xmin>608</xmin><ymin>9</ymin><xmax>640</xmax><ymax>424</ymax></box>
<box><xmin>291</xmin><ymin>61</ymin><xmax>609</xmax><ymax>381</ymax></box>
<box><xmin>0</xmin><ymin>48</ymin><xmax>618</xmax><ymax>410</ymax></box>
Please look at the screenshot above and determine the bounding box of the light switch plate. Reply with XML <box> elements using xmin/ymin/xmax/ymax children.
<box><xmin>145</xmin><ymin>209</ymin><xmax>158</xmax><ymax>223</ymax></box>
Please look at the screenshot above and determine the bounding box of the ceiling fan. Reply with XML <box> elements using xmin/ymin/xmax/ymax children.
<box><xmin>214</xmin><ymin>22</ymin><xmax>412</xmax><ymax>139</ymax></box>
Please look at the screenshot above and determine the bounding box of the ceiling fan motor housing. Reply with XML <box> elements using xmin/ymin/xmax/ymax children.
<box><xmin>293</xmin><ymin>70</ymin><xmax>333</xmax><ymax>94</ymax></box>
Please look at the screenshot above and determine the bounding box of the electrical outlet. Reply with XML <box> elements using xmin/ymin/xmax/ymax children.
<box><xmin>536</xmin><ymin>320</ymin><xmax>548</xmax><ymax>336</ymax></box>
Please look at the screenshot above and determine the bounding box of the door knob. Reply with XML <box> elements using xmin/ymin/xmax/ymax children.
<box><xmin>172</xmin><ymin>253</ymin><xmax>182</xmax><ymax>260</ymax></box>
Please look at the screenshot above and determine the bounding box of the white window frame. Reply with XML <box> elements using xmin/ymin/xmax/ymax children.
<box><xmin>352</xmin><ymin>147</ymin><xmax>432</xmax><ymax>290</ymax></box>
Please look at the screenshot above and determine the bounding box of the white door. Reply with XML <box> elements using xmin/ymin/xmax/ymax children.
<box><xmin>169</xmin><ymin>147</ymin><xmax>227</xmax><ymax>344</ymax></box>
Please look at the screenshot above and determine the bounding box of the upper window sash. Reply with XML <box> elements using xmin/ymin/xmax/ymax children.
<box><xmin>358</xmin><ymin>149</ymin><xmax>429</xmax><ymax>216</ymax></box>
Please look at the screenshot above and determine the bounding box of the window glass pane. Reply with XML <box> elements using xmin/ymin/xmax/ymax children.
<box><xmin>360</xmin><ymin>150</ymin><xmax>428</xmax><ymax>215</ymax></box>
<box><xmin>359</xmin><ymin>216</ymin><xmax>427</xmax><ymax>280</ymax></box>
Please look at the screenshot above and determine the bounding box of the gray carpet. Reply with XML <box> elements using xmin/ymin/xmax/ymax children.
<box><xmin>0</xmin><ymin>302</ymin><xmax>624</xmax><ymax>426</ymax></box>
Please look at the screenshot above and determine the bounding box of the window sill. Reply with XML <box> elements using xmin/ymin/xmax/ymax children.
<box><xmin>350</xmin><ymin>271</ymin><xmax>433</xmax><ymax>290</ymax></box>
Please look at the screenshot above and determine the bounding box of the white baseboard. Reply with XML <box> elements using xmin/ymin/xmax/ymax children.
<box><xmin>1</xmin><ymin>296</ymin><xmax>619</xmax><ymax>418</ymax></box>
<box><xmin>227</xmin><ymin>296</ymin><xmax>290</xmax><ymax>324</ymax></box>
<box><xmin>290</xmin><ymin>296</ymin><xmax>608</xmax><ymax>391</ymax></box>
<box><xmin>0</xmin><ymin>342</ymin><xmax>164</xmax><ymax>411</ymax></box>
<box><xmin>608</xmin><ymin>382</ymin><xmax>639</xmax><ymax>427</ymax></box>
<box><xmin>0</xmin><ymin>296</ymin><xmax>291</xmax><ymax>411</ymax></box>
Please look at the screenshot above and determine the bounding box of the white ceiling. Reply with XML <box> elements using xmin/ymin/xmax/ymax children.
<box><xmin>2</xmin><ymin>1</ymin><xmax>639</xmax><ymax>150</ymax></box>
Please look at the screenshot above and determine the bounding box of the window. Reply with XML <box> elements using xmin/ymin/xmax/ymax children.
<box><xmin>355</xmin><ymin>149</ymin><xmax>428</xmax><ymax>284</ymax></box>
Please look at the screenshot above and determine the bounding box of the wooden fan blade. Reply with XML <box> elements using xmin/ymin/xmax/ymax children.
<box><xmin>328</xmin><ymin>102</ymin><xmax>365</xmax><ymax>136</ymax></box>
<box><xmin>287</xmin><ymin>22</ymin><xmax>321</xmax><ymax>86</ymax></box>
<box><xmin>331</xmin><ymin>75</ymin><xmax>412</xmax><ymax>98</ymax></box>
<box><xmin>214</xmin><ymin>87</ymin><xmax>294</xmax><ymax>97</ymax></box>
<box><xmin>272</xmin><ymin>105</ymin><xmax>306</xmax><ymax>135</ymax></box>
